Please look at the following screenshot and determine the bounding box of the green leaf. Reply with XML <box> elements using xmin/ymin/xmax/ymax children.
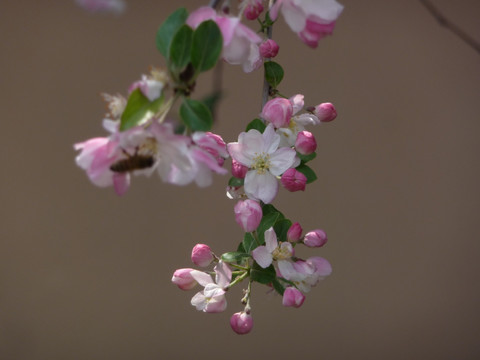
<box><xmin>120</xmin><ymin>89</ymin><xmax>164</xmax><ymax>131</ymax></box>
<box><xmin>296</xmin><ymin>164</ymin><xmax>318</xmax><ymax>184</ymax></box>
<box><xmin>228</xmin><ymin>176</ymin><xmax>244</xmax><ymax>187</ymax></box>
<box><xmin>156</xmin><ymin>8</ymin><xmax>188</xmax><ymax>57</ymax></box>
<box><xmin>246</xmin><ymin>118</ymin><xmax>266</xmax><ymax>133</ymax></box>
<box><xmin>257</xmin><ymin>212</ymin><xmax>280</xmax><ymax>244</ymax></box>
<box><xmin>274</xmin><ymin>218</ymin><xmax>292</xmax><ymax>243</ymax></box>
<box><xmin>169</xmin><ymin>25</ymin><xmax>193</xmax><ymax>70</ymax></box>
<box><xmin>272</xmin><ymin>278</ymin><xmax>286</xmax><ymax>295</ymax></box>
<box><xmin>191</xmin><ymin>20</ymin><xmax>223</xmax><ymax>73</ymax></box>
<box><xmin>262</xmin><ymin>204</ymin><xmax>285</xmax><ymax>219</ymax></box>
<box><xmin>250</xmin><ymin>263</ymin><xmax>276</xmax><ymax>284</ymax></box>
<box><xmin>179</xmin><ymin>98</ymin><xmax>213</xmax><ymax>131</ymax></box>
<box><xmin>237</xmin><ymin>242</ymin><xmax>246</xmax><ymax>253</ymax></box>
<box><xmin>297</xmin><ymin>151</ymin><xmax>317</xmax><ymax>164</ymax></box>
<box><xmin>243</xmin><ymin>232</ymin><xmax>257</xmax><ymax>253</ymax></box>
<box><xmin>264</xmin><ymin>61</ymin><xmax>284</xmax><ymax>88</ymax></box>
<box><xmin>221</xmin><ymin>252</ymin><xmax>250</xmax><ymax>263</ymax></box>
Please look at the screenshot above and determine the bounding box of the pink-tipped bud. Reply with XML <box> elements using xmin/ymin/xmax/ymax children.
<box><xmin>259</xmin><ymin>39</ymin><xmax>279</xmax><ymax>58</ymax></box>
<box><xmin>234</xmin><ymin>199</ymin><xmax>262</xmax><ymax>232</ymax></box>
<box><xmin>230</xmin><ymin>312</ymin><xmax>254</xmax><ymax>334</ymax></box>
<box><xmin>261</xmin><ymin>98</ymin><xmax>293</xmax><ymax>128</ymax></box>
<box><xmin>314</xmin><ymin>102</ymin><xmax>337</xmax><ymax>122</ymax></box>
<box><xmin>244</xmin><ymin>1</ymin><xmax>264</xmax><ymax>20</ymax></box>
<box><xmin>295</xmin><ymin>131</ymin><xmax>317</xmax><ymax>155</ymax></box>
<box><xmin>191</xmin><ymin>244</ymin><xmax>214</xmax><ymax>267</ymax></box>
<box><xmin>282</xmin><ymin>287</ymin><xmax>305</xmax><ymax>308</ymax></box>
<box><xmin>172</xmin><ymin>268</ymin><xmax>197</xmax><ymax>290</ymax></box>
<box><xmin>287</xmin><ymin>222</ymin><xmax>303</xmax><ymax>242</ymax></box>
<box><xmin>231</xmin><ymin>159</ymin><xmax>248</xmax><ymax>179</ymax></box>
<box><xmin>281</xmin><ymin>168</ymin><xmax>307</xmax><ymax>192</ymax></box>
<box><xmin>303</xmin><ymin>229</ymin><xmax>328</xmax><ymax>248</ymax></box>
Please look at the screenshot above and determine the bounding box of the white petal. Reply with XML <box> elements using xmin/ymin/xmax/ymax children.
<box><xmin>190</xmin><ymin>291</ymin><xmax>207</xmax><ymax>310</ymax></box>
<box><xmin>262</xmin><ymin>124</ymin><xmax>281</xmax><ymax>154</ymax></box>
<box><xmin>244</xmin><ymin>171</ymin><xmax>278</xmax><ymax>204</ymax></box>
<box><xmin>190</xmin><ymin>270</ymin><xmax>213</xmax><ymax>287</ymax></box>
<box><xmin>264</xmin><ymin>227</ymin><xmax>278</xmax><ymax>252</ymax></box>
<box><xmin>269</xmin><ymin>147</ymin><xmax>297</xmax><ymax>176</ymax></box>
<box><xmin>252</xmin><ymin>246</ymin><xmax>273</xmax><ymax>268</ymax></box>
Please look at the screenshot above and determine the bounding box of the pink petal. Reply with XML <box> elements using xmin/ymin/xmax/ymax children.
<box><xmin>264</xmin><ymin>227</ymin><xmax>278</xmax><ymax>252</ymax></box>
<box><xmin>252</xmin><ymin>246</ymin><xmax>273</xmax><ymax>268</ymax></box>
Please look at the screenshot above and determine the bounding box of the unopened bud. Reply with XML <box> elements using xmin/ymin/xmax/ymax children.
<box><xmin>261</xmin><ymin>98</ymin><xmax>293</xmax><ymax>128</ymax></box>
<box><xmin>303</xmin><ymin>229</ymin><xmax>328</xmax><ymax>248</ymax></box>
<box><xmin>287</xmin><ymin>222</ymin><xmax>303</xmax><ymax>242</ymax></box>
<box><xmin>295</xmin><ymin>131</ymin><xmax>317</xmax><ymax>155</ymax></box>
<box><xmin>259</xmin><ymin>39</ymin><xmax>279</xmax><ymax>58</ymax></box>
<box><xmin>171</xmin><ymin>268</ymin><xmax>197</xmax><ymax>290</ymax></box>
<box><xmin>281</xmin><ymin>168</ymin><xmax>307</xmax><ymax>192</ymax></box>
<box><xmin>191</xmin><ymin>244</ymin><xmax>214</xmax><ymax>267</ymax></box>
<box><xmin>314</xmin><ymin>102</ymin><xmax>337</xmax><ymax>122</ymax></box>
<box><xmin>282</xmin><ymin>287</ymin><xmax>305</xmax><ymax>308</ymax></box>
<box><xmin>244</xmin><ymin>0</ymin><xmax>263</xmax><ymax>20</ymax></box>
<box><xmin>230</xmin><ymin>312</ymin><xmax>254</xmax><ymax>334</ymax></box>
<box><xmin>231</xmin><ymin>159</ymin><xmax>248</xmax><ymax>179</ymax></box>
<box><xmin>234</xmin><ymin>199</ymin><xmax>262</xmax><ymax>232</ymax></box>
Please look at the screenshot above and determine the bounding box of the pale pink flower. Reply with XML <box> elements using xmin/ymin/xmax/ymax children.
<box><xmin>282</xmin><ymin>287</ymin><xmax>306</xmax><ymax>308</ymax></box>
<box><xmin>230</xmin><ymin>312</ymin><xmax>254</xmax><ymax>334</ymax></box>
<box><xmin>187</xmin><ymin>7</ymin><xmax>263</xmax><ymax>73</ymax></box>
<box><xmin>227</xmin><ymin>124</ymin><xmax>296</xmax><ymax>203</ymax></box>
<box><xmin>191</xmin><ymin>244</ymin><xmax>214</xmax><ymax>267</ymax></box>
<box><xmin>278</xmin><ymin>257</ymin><xmax>331</xmax><ymax>293</ymax></box>
<box><xmin>172</xmin><ymin>268</ymin><xmax>197</xmax><ymax>290</ymax></box>
<box><xmin>190</xmin><ymin>261</ymin><xmax>232</xmax><ymax>313</ymax></box>
<box><xmin>270</xmin><ymin>0</ymin><xmax>344</xmax><ymax>48</ymax></box>
<box><xmin>234</xmin><ymin>199</ymin><xmax>263</xmax><ymax>232</ymax></box>
<box><xmin>303</xmin><ymin>229</ymin><xmax>328</xmax><ymax>248</ymax></box>
<box><xmin>75</xmin><ymin>0</ymin><xmax>126</xmax><ymax>14</ymax></box>
<box><xmin>252</xmin><ymin>227</ymin><xmax>293</xmax><ymax>268</ymax></box>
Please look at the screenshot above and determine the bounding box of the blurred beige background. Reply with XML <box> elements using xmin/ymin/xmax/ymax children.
<box><xmin>1</xmin><ymin>0</ymin><xmax>480</xmax><ymax>359</ymax></box>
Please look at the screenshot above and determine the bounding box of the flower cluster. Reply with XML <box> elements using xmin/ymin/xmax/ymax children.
<box><xmin>75</xmin><ymin>0</ymin><xmax>343</xmax><ymax>335</ymax></box>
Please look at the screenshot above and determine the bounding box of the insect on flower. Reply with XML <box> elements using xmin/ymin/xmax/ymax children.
<box><xmin>110</xmin><ymin>138</ymin><xmax>157</xmax><ymax>173</ymax></box>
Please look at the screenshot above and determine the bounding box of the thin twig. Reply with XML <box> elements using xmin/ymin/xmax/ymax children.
<box><xmin>261</xmin><ymin>25</ymin><xmax>273</xmax><ymax>109</ymax></box>
<box><xmin>419</xmin><ymin>0</ymin><xmax>480</xmax><ymax>54</ymax></box>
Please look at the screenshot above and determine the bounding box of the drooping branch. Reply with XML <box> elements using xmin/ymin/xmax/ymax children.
<box><xmin>419</xmin><ymin>0</ymin><xmax>480</xmax><ymax>54</ymax></box>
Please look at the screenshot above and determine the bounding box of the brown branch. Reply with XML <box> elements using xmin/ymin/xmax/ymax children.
<box><xmin>419</xmin><ymin>0</ymin><xmax>480</xmax><ymax>54</ymax></box>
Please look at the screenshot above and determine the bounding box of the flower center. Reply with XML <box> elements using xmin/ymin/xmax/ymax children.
<box><xmin>251</xmin><ymin>153</ymin><xmax>271</xmax><ymax>174</ymax></box>
<box><xmin>272</xmin><ymin>244</ymin><xmax>293</xmax><ymax>260</ymax></box>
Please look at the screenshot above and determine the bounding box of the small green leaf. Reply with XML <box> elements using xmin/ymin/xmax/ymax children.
<box><xmin>169</xmin><ymin>25</ymin><xmax>193</xmax><ymax>71</ymax></box>
<box><xmin>274</xmin><ymin>219</ymin><xmax>293</xmax><ymax>243</ymax></box>
<box><xmin>297</xmin><ymin>151</ymin><xmax>317</xmax><ymax>164</ymax></box>
<box><xmin>228</xmin><ymin>177</ymin><xmax>244</xmax><ymax>187</ymax></box>
<box><xmin>257</xmin><ymin>212</ymin><xmax>280</xmax><ymax>244</ymax></box>
<box><xmin>246</xmin><ymin>118</ymin><xmax>266</xmax><ymax>133</ymax></box>
<box><xmin>262</xmin><ymin>204</ymin><xmax>285</xmax><ymax>219</ymax></box>
<box><xmin>191</xmin><ymin>20</ymin><xmax>223</xmax><ymax>73</ymax></box>
<box><xmin>296</xmin><ymin>164</ymin><xmax>317</xmax><ymax>184</ymax></box>
<box><xmin>272</xmin><ymin>278</ymin><xmax>286</xmax><ymax>295</ymax></box>
<box><xmin>264</xmin><ymin>61</ymin><xmax>284</xmax><ymax>88</ymax></box>
<box><xmin>243</xmin><ymin>232</ymin><xmax>257</xmax><ymax>253</ymax></box>
<box><xmin>221</xmin><ymin>252</ymin><xmax>250</xmax><ymax>263</ymax></box>
<box><xmin>179</xmin><ymin>98</ymin><xmax>213</xmax><ymax>131</ymax></box>
<box><xmin>156</xmin><ymin>8</ymin><xmax>188</xmax><ymax>57</ymax></box>
<box><xmin>120</xmin><ymin>89</ymin><xmax>164</xmax><ymax>131</ymax></box>
<box><xmin>237</xmin><ymin>242</ymin><xmax>246</xmax><ymax>253</ymax></box>
<box><xmin>250</xmin><ymin>263</ymin><xmax>276</xmax><ymax>284</ymax></box>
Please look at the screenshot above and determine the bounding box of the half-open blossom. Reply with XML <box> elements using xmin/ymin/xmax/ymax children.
<box><xmin>227</xmin><ymin>124</ymin><xmax>296</xmax><ymax>203</ymax></box>
<box><xmin>252</xmin><ymin>227</ymin><xmax>293</xmax><ymax>268</ymax></box>
<box><xmin>281</xmin><ymin>168</ymin><xmax>307</xmax><ymax>192</ymax></box>
<box><xmin>187</xmin><ymin>7</ymin><xmax>262</xmax><ymax>72</ymax></box>
<box><xmin>230</xmin><ymin>312</ymin><xmax>254</xmax><ymax>334</ymax></box>
<box><xmin>270</xmin><ymin>0</ymin><xmax>344</xmax><ymax>48</ymax></box>
<box><xmin>261</xmin><ymin>98</ymin><xmax>293</xmax><ymax>128</ymax></box>
<box><xmin>234</xmin><ymin>199</ymin><xmax>262</xmax><ymax>232</ymax></box>
<box><xmin>303</xmin><ymin>229</ymin><xmax>328</xmax><ymax>248</ymax></box>
<box><xmin>278</xmin><ymin>257</ymin><xmax>331</xmax><ymax>293</ymax></box>
<box><xmin>282</xmin><ymin>287</ymin><xmax>306</xmax><ymax>308</ymax></box>
<box><xmin>172</xmin><ymin>268</ymin><xmax>197</xmax><ymax>290</ymax></box>
<box><xmin>191</xmin><ymin>244</ymin><xmax>214</xmax><ymax>267</ymax></box>
<box><xmin>190</xmin><ymin>261</ymin><xmax>232</xmax><ymax>313</ymax></box>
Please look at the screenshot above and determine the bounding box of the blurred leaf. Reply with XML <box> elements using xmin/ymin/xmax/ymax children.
<box><xmin>272</xmin><ymin>278</ymin><xmax>285</xmax><ymax>295</ymax></box>
<box><xmin>274</xmin><ymin>218</ymin><xmax>292</xmax><ymax>243</ymax></box>
<box><xmin>221</xmin><ymin>252</ymin><xmax>250</xmax><ymax>263</ymax></box>
<box><xmin>228</xmin><ymin>176</ymin><xmax>244</xmax><ymax>187</ymax></box>
<box><xmin>120</xmin><ymin>89</ymin><xmax>163</xmax><ymax>131</ymax></box>
<box><xmin>246</xmin><ymin>118</ymin><xmax>266</xmax><ymax>133</ymax></box>
<box><xmin>156</xmin><ymin>8</ymin><xmax>188</xmax><ymax>57</ymax></box>
<box><xmin>179</xmin><ymin>98</ymin><xmax>213</xmax><ymax>131</ymax></box>
<box><xmin>297</xmin><ymin>151</ymin><xmax>317</xmax><ymax>164</ymax></box>
<box><xmin>264</xmin><ymin>61</ymin><xmax>284</xmax><ymax>88</ymax></box>
<box><xmin>169</xmin><ymin>25</ymin><xmax>193</xmax><ymax>71</ymax></box>
<box><xmin>296</xmin><ymin>164</ymin><xmax>317</xmax><ymax>184</ymax></box>
<box><xmin>257</xmin><ymin>211</ymin><xmax>280</xmax><ymax>244</ymax></box>
<box><xmin>191</xmin><ymin>20</ymin><xmax>223</xmax><ymax>73</ymax></box>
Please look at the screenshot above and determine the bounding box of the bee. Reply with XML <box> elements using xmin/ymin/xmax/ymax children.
<box><xmin>110</xmin><ymin>146</ymin><xmax>156</xmax><ymax>173</ymax></box>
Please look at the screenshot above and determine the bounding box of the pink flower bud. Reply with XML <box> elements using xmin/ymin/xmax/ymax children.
<box><xmin>191</xmin><ymin>244</ymin><xmax>214</xmax><ymax>267</ymax></box>
<box><xmin>172</xmin><ymin>268</ymin><xmax>197</xmax><ymax>290</ymax></box>
<box><xmin>234</xmin><ymin>199</ymin><xmax>262</xmax><ymax>232</ymax></box>
<box><xmin>282</xmin><ymin>287</ymin><xmax>305</xmax><ymax>308</ymax></box>
<box><xmin>281</xmin><ymin>168</ymin><xmax>307</xmax><ymax>192</ymax></box>
<box><xmin>314</xmin><ymin>102</ymin><xmax>337</xmax><ymax>122</ymax></box>
<box><xmin>231</xmin><ymin>159</ymin><xmax>248</xmax><ymax>179</ymax></box>
<box><xmin>230</xmin><ymin>312</ymin><xmax>254</xmax><ymax>334</ymax></box>
<box><xmin>261</xmin><ymin>98</ymin><xmax>293</xmax><ymax>128</ymax></box>
<box><xmin>259</xmin><ymin>39</ymin><xmax>279</xmax><ymax>58</ymax></box>
<box><xmin>244</xmin><ymin>0</ymin><xmax>264</xmax><ymax>20</ymax></box>
<box><xmin>307</xmin><ymin>256</ymin><xmax>332</xmax><ymax>278</ymax></box>
<box><xmin>287</xmin><ymin>222</ymin><xmax>303</xmax><ymax>242</ymax></box>
<box><xmin>295</xmin><ymin>131</ymin><xmax>317</xmax><ymax>155</ymax></box>
<box><xmin>303</xmin><ymin>229</ymin><xmax>328</xmax><ymax>248</ymax></box>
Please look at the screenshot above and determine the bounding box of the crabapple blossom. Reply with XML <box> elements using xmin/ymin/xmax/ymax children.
<box><xmin>281</xmin><ymin>168</ymin><xmax>307</xmax><ymax>192</ymax></box>
<box><xmin>287</xmin><ymin>222</ymin><xmax>303</xmax><ymax>242</ymax></box>
<box><xmin>230</xmin><ymin>312</ymin><xmax>254</xmax><ymax>334</ymax></box>
<box><xmin>282</xmin><ymin>287</ymin><xmax>306</xmax><ymax>308</ymax></box>
<box><xmin>234</xmin><ymin>199</ymin><xmax>262</xmax><ymax>232</ymax></box>
<box><xmin>191</xmin><ymin>244</ymin><xmax>214</xmax><ymax>267</ymax></box>
<box><xmin>231</xmin><ymin>159</ymin><xmax>248</xmax><ymax>178</ymax></box>
<box><xmin>314</xmin><ymin>102</ymin><xmax>337</xmax><ymax>122</ymax></box>
<box><xmin>227</xmin><ymin>124</ymin><xmax>297</xmax><ymax>203</ymax></box>
<box><xmin>187</xmin><ymin>7</ymin><xmax>262</xmax><ymax>73</ymax></box>
<box><xmin>190</xmin><ymin>261</ymin><xmax>232</xmax><ymax>313</ymax></box>
<box><xmin>270</xmin><ymin>0</ymin><xmax>344</xmax><ymax>48</ymax></box>
<box><xmin>252</xmin><ymin>227</ymin><xmax>293</xmax><ymax>268</ymax></box>
<box><xmin>278</xmin><ymin>257</ymin><xmax>331</xmax><ymax>293</ymax></box>
<box><xmin>261</xmin><ymin>97</ymin><xmax>293</xmax><ymax>128</ymax></box>
<box><xmin>307</xmin><ymin>256</ymin><xmax>332</xmax><ymax>279</ymax></box>
<box><xmin>243</xmin><ymin>0</ymin><xmax>264</xmax><ymax>21</ymax></box>
<box><xmin>295</xmin><ymin>130</ymin><xmax>317</xmax><ymax>155</ymax></box>
<box><xmin>171</xmin><ymin>268</ymin><xmax>197</xmax><ymax>290</ymax></box>
<box><xmin>259</xmin><ymin>39</ymin><xmax>280</xmax><ymax>58</ymax></box>
<box><xmin>303</xmin><ymin>229</ymin><xmax>328</xmax><ymax>248</ymax></box>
